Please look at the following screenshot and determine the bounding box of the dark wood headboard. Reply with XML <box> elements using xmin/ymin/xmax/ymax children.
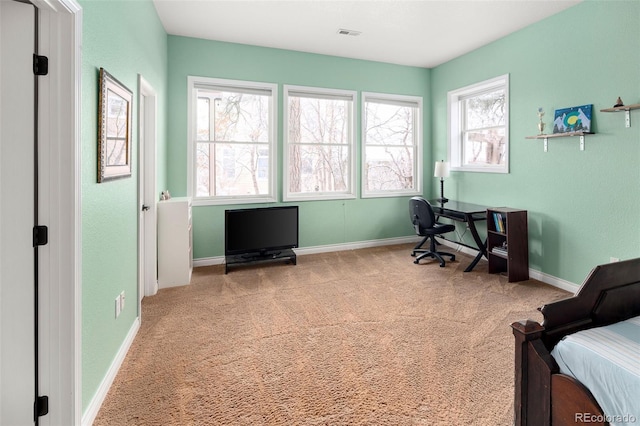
<box><xmin>539</xmin><ymin>257</ymin><xmax>640</xmax><ymax>349</ymax></box>
<box><xmin>512</xmin><ymin>257</ymin><xmax>640</xmax><ymax>426</ymax></box>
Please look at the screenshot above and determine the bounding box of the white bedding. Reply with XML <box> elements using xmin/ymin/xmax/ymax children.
<box><xmin>551</xmin><ymin>315</ymin><xmax>640</xmax><ymax>426</ymax></box>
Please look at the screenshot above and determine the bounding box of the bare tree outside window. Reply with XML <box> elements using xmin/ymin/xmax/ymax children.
<box><xmin>462</xmin><ymin>89</ymin><xmax>505</xmax><ymax>166</ymax></box>
<box><xmin>285</xmin><ymin>87</ymin><xmax>355</xmax><ymax>199</ymax></box>
<box><xmin>363</xmin><ymin>95</ymin><xmax>421</xmax><ymax>196</ymax></box>
<box><xmin>448</xmin><ymin>74</ymin><xmax>509</xmax><ymax>173</ymax></box>
<box><xmin>195</xmin><ymin>87</ymin><xmax>272</xmax><ymax>198</ymax></box>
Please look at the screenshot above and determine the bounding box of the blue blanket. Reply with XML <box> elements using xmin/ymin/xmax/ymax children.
<box><xmin>551</xmin><ymin>315</ymin><xmax>640</xmax><ymax>426</ymax></box>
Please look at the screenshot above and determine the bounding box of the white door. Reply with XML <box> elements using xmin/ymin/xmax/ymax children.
<box><xmin>0</xmin><ymin>1</ymin><xmax>37</xmax><ymax>424</ymax></box>
<box><xmin>138</xmin><ymin>75</ymin><xmax>158</xmax><ymax>302</ymax></box>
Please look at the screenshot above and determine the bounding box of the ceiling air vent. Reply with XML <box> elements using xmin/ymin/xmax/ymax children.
<box><xmin>337</xmin><ymin>29</ymin><xmax>361</xmax><ymax>36</ymax></box>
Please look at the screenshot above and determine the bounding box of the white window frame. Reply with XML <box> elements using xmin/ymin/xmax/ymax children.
<box><xmin>283</xmin><ymin>85</ymin><xmax>357</xmax><ymax>201</ymax></box>
<box><xmin>361</xmin><ymin>92</ymin><xmax>423</xmax><ymax>198</ymax></box>
<box><xmin>187</xmin><ymin>76</ymin><xmax>278</xmax><ymax>205</ymax></box>
<box><xmin>448</xmin><ymin>74</ymin><xmax>509</xmax><ymax>174</ymax></box>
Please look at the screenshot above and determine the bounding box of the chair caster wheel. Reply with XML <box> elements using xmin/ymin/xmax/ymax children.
<box><xmin>451</xmin><ymin>256</ymin><xmax>456</xmax><ymax>261</ymax></box>
<box><xmin>413</xmin><ymin>260</ymin><xmax>419</xmax><ymax>264</ymax></box>
<box><xmin>439</xmin><ymin>263</ymin><xmax>445</xmax><ymax>267</ymax></box>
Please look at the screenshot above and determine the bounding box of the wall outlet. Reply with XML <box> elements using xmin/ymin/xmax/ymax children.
<box><xmin>120</xmin><ymin>291</ymin><xmax>125</xmax><ymax>312</ymax></box>
<box><xmin>610</xmin><ymin>257</ymin><xmax>620</xmax><ymax>263</ymax></box>
<box><xmin>115</xmin><ymin>296</ymin><xmax>121</xmax><ymax>318</ymax></box>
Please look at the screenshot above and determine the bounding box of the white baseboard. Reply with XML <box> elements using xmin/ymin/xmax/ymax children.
<box><xmin>528</xmin><ymin>269</ymin><xmax>578</xmax><ymax>293</ymax></box>
<box><xmin>192</xmin><ymin>236</ymin><xmax>422</xmax><ymax>268</ymax></box>
<box><xmin>193</xmin><ymin>236</ymin><xmax>578</xmax><ymax>293</ymax></box>
<box><xmin>82</xmin><ymin>317</ymin><xmax>140</xmax><ymax>426</ymax></box>
<box><xmin>435</xmin><ymin>237</ymin><xmax>482</xmax><ymax>259</ymax></box>
<box><xmin>295</xmin><ymin>235</ymin><xmax>421</xmax><ymax>256</ymax></box>
<box><xmin>436</xmin><ymin>237</ymin><xmax>578</xmax><ymax>293</ymax></box>
<box><xmin>193</xmin><ymin>255</ymin><xmax>224</xmax><ymax>267</ymax></box>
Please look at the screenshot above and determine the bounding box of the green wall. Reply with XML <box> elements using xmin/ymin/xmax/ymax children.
<box><xmin>79</xmin><ymin>0</ymin><xmax>640</xmax><ymax>415</ymax></box>
<box><xmin>431</xmin><ymin>0</ymin><xmax>640</xmax><ymax>284</ymax></box>
<box><xmin>167</xmin><ymin>36</ymin><xmax>432</xmax><ymax>258</ymax></box>
<box><xmin>80</xmin><ymin>0</ymin><xmax>167</xmax><ymax>413</ymax></box>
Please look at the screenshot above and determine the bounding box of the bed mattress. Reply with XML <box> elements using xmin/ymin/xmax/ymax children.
<box><xmin>551</xmin><ymin>315</ymin><xmax>640</xmax><ymax>426</ymax></box>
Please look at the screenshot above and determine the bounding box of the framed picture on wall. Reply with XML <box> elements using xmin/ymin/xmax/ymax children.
<box><xmin>552</xmin><ymin>104</ymin><xmax>593</xmax><ymax>134</ymax></box>
<box><xmin>98</xmin><ymin>68</ymin><xmax>133</xmax><ymax>182</ymax></box>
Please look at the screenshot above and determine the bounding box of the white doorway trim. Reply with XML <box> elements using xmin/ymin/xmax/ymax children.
<box><xmin>138</xmin><ymin>75</ymin><xmax>158</xmax><ymax>302</ymax></box>
<box><xmin>31</xmin><ymin>0</ymin><xmax>82</xmax><ymax>424</ymax></box>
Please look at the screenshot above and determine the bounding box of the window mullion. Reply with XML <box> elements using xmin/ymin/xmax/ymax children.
<box><xmin>291</xmin><ymin>142</ymin><xmax>350</xmax><ymax>147</ymax></box>
<box><xmin>463</xmin><ymin>124</ymin><xmax>505</xmax><ymax>133</ymax></box>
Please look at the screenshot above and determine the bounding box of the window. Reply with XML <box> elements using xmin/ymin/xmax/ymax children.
<box><xmin>188</xmin><ymin>77</ymin><xmax>277</xmax><ymax>204</ymax></box>
<box><xmin>284</xmin><ymin>85</ymin><xmax>356</xmax><ymax>201</ymax></box>
<box><xmin>448</xmin><ymin>74</ymin><xmax>509</xmax><ymax>173</ymax></box>
<box><xmin>362</xmin><ymin>92</ymin><xmax>422</xmax><ymax>197</ymax></box>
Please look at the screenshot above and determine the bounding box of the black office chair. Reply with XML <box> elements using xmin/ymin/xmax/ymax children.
<box><xmin>409</xmin><ymin>197</ymin><xmax>456</xmax><ymax>267</ymax></box>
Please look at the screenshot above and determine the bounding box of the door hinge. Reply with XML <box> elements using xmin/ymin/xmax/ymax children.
<box><xmin>35</xmin><ymin>395</ymin><xmax>49</xmax><ymax>417</ymax></box>
<box><xmin>33</xmin><ymin>225</ymin><xmax>48</xmax><ymax>247</ymax></box>
<box><xmin>33</xmin><ymin>54</ymin><xmax>48</xmax><ymax>76</ymax></box>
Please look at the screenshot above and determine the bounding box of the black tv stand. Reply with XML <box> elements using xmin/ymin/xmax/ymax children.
<box><xmin>240</xmin><ymin>249</ymin><xmax>282</xmax><ymax>260</ymax></box>
<box><xmin>225</xmin><ymin>248</ymin><xmax>297</xmax><ymax>274</ymax></box>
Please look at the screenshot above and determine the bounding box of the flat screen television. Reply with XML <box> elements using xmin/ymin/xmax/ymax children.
<box><xmin>225</xmin><ymin>206</ymin><xmax>299</xmax><ymax>258</ymax></box>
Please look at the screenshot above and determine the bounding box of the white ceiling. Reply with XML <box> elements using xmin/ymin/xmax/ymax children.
<box><xmin>153</xmin><ymin>0</ymin><xmax>582</xmax><ymax>68</ymax></box>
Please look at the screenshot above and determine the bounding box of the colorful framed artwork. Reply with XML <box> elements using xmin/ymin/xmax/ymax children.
<box><xmin>98</xmin><ymin>68</ymin><xmax>133</xmax><ymax>182</ymax></box>
<box><xmin>553</xmin><ymin>104</ymin><xmax>592</xmax><ymax>134</ymax></box>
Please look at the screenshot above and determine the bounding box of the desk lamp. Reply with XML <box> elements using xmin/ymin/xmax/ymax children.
<box><xmin>434</xmin><ymin>160</ymin><xmax>450</xmax><ymax>203</ymax></box>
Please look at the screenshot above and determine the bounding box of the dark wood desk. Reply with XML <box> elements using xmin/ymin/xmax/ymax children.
<box><xmin>429</xmin><ymin>199</ymin><xmax>488</xmax><ymax>272</ymax></box>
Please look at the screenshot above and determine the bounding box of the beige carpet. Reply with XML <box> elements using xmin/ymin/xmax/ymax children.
<box><xmin>93</xmin><ymin>244</ymin><xmax>568</xmax><ymax>425</ymax></box>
